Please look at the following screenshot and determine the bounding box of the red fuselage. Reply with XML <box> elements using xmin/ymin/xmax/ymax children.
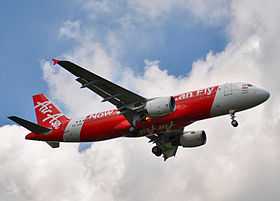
<box><xmin>26</xmin><ymin>85</ymin><xmax>219</xmax><ymax>142</ymax></box>
<box><xmin>25</xmin><ymin>82</ymin><xmax>270</xmax><ymax>143</ymax></box>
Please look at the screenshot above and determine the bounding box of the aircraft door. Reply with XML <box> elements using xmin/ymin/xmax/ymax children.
<box><xmin>224</xmin><ymin>83</ymin><xmax>232</xmax><ymax>96</ymax></box>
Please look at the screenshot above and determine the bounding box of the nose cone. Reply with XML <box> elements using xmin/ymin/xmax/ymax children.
<box><xmin>255</xmin><ymin>88</ymin><xmax>270</xmax><ymax>104</ymax></box>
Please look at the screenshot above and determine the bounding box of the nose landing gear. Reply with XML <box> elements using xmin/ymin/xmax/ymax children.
<box><xmin>229</xmin><ymin>110</ymin><xmax>238</xmax><ymax>127</ymax></box>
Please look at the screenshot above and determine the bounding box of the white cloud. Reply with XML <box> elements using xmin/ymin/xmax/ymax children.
<box><xmin>79</xmin><ymin>0</ymin><xmax>230</xmax><ymax>25</ymax></box>
<box><xmin>59</xmin><ymin>20</ymin><xmax>81</xmax><ymax>40</ymax></box>
<box><xmin>131</xmin><ymin>0</ymin><xmax>230</xmax><ymax>24</ymax></box>
<box><xmin>41</xmin><ymin>41</ymin><xmax>121</xmax><ymax>117</ymax></box>
<box><xmin>0</xmin><ymin>125</ymin><xmax>125</xmax><ymax>201</ymax></box>
<box><xmin>3</xmin><ymin>0</ymin><xmax>280</xmax><ymax>201</ymax></box>
<box><xmin>186</xmin><ymin>0</ymin><xmax>231</xmax><ymax>24</ymax></box>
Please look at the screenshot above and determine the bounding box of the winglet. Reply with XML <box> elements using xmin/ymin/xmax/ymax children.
<box><xmin>52</xmin><ymin>59</ymin><xmax>60</xmax><ymax>66</ymax></box>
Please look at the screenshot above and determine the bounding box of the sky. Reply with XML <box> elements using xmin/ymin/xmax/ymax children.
<box><xmin>0</xmin><ymin>0</ymin><xmax>280</xmax><ymax>201</ymax></box>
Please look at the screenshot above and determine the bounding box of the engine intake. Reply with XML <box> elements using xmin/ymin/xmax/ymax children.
<box><xmin>173</xmin><ymin>130</ymin><xmax>207</xmax><ymax>147</ymax></box>
<box><xmin>145</xmin><ymin>96</ymin><xmax>176</xmax><ymax>117</ymax></box>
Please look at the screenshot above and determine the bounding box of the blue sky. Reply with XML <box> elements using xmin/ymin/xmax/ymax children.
<box><xmin>0</xmin><ymin>1</ymin><xmax>227</xmax><ymax>126</ymax></box>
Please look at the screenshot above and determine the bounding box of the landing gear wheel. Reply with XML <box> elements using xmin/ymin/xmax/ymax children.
<box><xmin>152</xmin><ymin>146</ymin><xmax>162</xmax><ymax>157</ymax></box>
<box><xmin>128</xmin><ymin>125</ymin><xmax>139</xmax><ymax>136</ymax></box>
<box><xmin>231</xmin><ymin>120</ymin><xmax>238</xmax><ymax>127</ymax></box>
<box><xmin>229</xmin><ymin>110</ymin><xmax>239</xmax><ymax>128</ymax></box>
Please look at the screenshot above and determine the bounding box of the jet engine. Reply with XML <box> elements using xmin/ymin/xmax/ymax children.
<box><xmin>145</xmin><ymin>96</ymin><xmax>176</xmax><ymax>117</ymax></box>
<box><xmin>173</xmin><ymin>130</ymin><xmax>207</xmax><ymax>147</ymax></box>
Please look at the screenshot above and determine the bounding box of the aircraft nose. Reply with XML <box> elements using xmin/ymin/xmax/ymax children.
<box><xmin>255</xmin><ymin>88</ymin><xmax>270</xmax><ymax>103</ymax></box>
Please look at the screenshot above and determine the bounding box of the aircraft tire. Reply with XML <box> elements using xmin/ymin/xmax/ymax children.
<box><xmin>231</xmin><ymin>120</ymin><xmax>238</xmax><ymax>127</ymax></box>
<box><xmin>128</xmin><ymin>125</ymin><xmax>139</xmax><ymax>136</ymax></box>
<box><xmin>152</xmin><ymin>146</ymin><xmax>162</xmax><ymax>157</ymax></box>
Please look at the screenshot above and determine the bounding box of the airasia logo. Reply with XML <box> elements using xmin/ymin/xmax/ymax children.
<box><xmin>34</xmin><ymin>101</ymin><xmax>63</xmax><ymax>129</ymax></box>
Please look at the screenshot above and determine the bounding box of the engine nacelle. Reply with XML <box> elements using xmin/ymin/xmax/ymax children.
<box><xmin>176</xmin><ymin>130</ymin><xmax>207</xmax><ymax>147</ymax></box>
<box><xmin>145</xmin><ymin>96</ymin><xmax>176</xmax><ymax>117</ymax></box>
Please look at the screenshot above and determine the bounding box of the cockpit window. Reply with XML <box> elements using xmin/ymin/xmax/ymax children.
<box><xmin>243</xmin><ymin>83</ymin><xmax>253</xmax><ymax>87</ymax></box>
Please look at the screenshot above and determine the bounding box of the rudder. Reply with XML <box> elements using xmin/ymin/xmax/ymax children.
<box><xmin>33</xmin><ymin>94</ymin><xmax>69</xmax><ymax>129</ymax></box>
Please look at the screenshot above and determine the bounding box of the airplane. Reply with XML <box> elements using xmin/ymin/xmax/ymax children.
<box><xmin>8</xmin><ymin>59</ymin><xmax>270</xmax><ymax>160</ymax></box>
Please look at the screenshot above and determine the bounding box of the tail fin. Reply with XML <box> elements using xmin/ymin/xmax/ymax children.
<box><xmin>33</xmin><ymin>94</ymin><xmax>69</xmax><ymax>130</ymax></box>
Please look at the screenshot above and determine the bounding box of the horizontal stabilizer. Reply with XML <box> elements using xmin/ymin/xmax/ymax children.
<box><xmin>8</xmin><ymin>116</ymin><xmax>52</xmax><ymax>135</ymax></box>
<box><xmin>46</xmin><ymin>141</ymin><xmax>59</xmax><ymax>148</ymax></box>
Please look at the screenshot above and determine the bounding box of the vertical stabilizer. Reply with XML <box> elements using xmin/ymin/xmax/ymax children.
<box><xmin>33</xmin><ymin>94</ymin><xmax>69</xmax><ymax>130</ymax></box>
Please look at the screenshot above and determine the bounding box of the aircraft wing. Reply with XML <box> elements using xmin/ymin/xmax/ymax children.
<box><xmin>147</xmin><ymin>128</ymin><xmax>183</xmax><ymax>161</ymax></box>
<box><xmin>54</xmin><ymin>60</ymin><xmax>147</xmax><ymax>124</ymax></box>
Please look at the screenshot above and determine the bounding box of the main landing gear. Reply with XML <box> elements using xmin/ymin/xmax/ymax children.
<box><xmin>152</xmin><ymin>146</ymin><xmax>162</xmax><ymax>157</ymax></box>
<box><xmin>229</xmin><ymin>110</ymin><xmax>238</xmax><ymax>127</ymax></box>
<box><xmin>128</xmin><ymin>125</ymin><xmax>139</xmax><ymax>136</ymax></box>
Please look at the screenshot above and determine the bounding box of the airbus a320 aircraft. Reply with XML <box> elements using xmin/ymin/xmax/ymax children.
<box><xmin>8</xmin><ymin>60</ymin><xmax>270</xmax><ymax>160</ymax></box>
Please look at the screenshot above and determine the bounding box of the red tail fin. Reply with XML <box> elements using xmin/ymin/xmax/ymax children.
<box><xmin>33</xmin><ymin>94</ymin><xmax>69</xmax><ymax>129</ymax></box>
